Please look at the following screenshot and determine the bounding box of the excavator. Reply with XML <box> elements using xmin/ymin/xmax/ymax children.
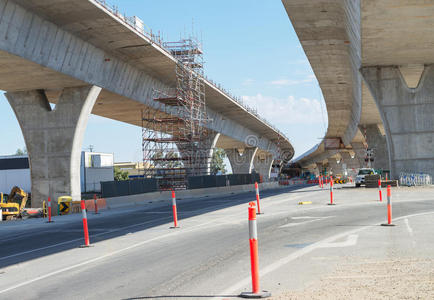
<box><xmin>0</xmin><ymin>186</ymin><xmax>40</xmax><ymax>220</ymax></box>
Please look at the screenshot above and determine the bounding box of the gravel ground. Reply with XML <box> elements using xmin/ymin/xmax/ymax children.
<box><xmin>272</xmin><ymin>257</ymin><xmax>434</xmax><ymax>300</ymax></box>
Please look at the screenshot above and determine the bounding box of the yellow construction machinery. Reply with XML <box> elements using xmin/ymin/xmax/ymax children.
<box><xmin>0</xmin><ymin>186</ymin><xmax>30</xmax><ymax>220</ymax></box>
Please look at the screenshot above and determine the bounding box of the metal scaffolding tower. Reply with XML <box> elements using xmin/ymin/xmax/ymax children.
<box><xmin>142</xmin><ymin>37</ymin><xmax>211</xmax><ymax>190</ymax></box>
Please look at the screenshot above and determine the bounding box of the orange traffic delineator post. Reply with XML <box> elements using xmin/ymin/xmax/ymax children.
<box><xmin>93</xmin><ymin>194</ymin><xmax>99</xmax><ymax>214</ymax></box>
<box><xmin>170</xmin><ymin>190</ymin><xmax>179</xmax><ymax>228</ymax></box>
<box><xmin>255</xmin><ymin>182</ymin><xmax>263</xmax><ymax>215</ymax></box>
<box><xmin>381</xmin><ymin>185</ymin><xmax>395</xmax><ymax>226</ymax></box>
<box><xmin>80</xmin><ymin>199</ymin><xmax>92</xmax><ymax>247</ymax></box>
<box><xmin>328</xmin><ymin>176</ymin><xmax>335</xmax><ymax>205</ymax></box>
<box><xmin>378</xmin><ymin>179</ymin><xmax>382</xmax><ymax>202</ymax></box>
<box><xmin>46</xmin><ymin>197</ymin><xmax>54</xmax><ymax>223</ymax></box>
<box><xmin>240</xmin><ymin>202</ymin><xmax>271</xmax><ymax>299</ymax></box>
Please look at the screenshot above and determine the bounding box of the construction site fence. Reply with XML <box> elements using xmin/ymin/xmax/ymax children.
<box><xmin>187</xmin><ymin>174</ymin><xmax>260</xmax><ymax>190</ymax></box>
<box><xmin>399</xmin><ymin>173</ymin><xmax>432</xmax><ymax>186</ymax></box>
<box><xmin>101</xmin><ymin>174</ymin><xmax>260</xmax><ymax>198</ymax></box>
<box><xmin>101</xmin><ymin>178</ymin><xmax>159</xmax><ymax>198</ymax></box>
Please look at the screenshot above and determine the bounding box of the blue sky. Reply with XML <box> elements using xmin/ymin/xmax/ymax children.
<box><xmin>0</xmin><ymin>0</ymin><xmax>328</xmax><ymax>164</ymax></box>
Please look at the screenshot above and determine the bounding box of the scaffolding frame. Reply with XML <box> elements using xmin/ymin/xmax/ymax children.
<box><xmin>142</xmin><ymin>37</ymin><xmax>211</xmax><ymax>190</ymax></box>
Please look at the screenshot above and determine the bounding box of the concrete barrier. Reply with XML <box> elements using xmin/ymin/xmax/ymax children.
<box><xmin>85</xmin><ymin>198</ymin><xmax>107</xmax><ymax>212</ymax></box>
<box><xmin>279</xmin><ymin>179</ymin><xmax>308</xmax><ymax>186</ymax></box>
<box><xmin>104</xmin><ymin>182</ymin><xmax>281</xmax><ymax>210</ymax></box>
<box><xmin>72</xmin><ymin>198</ymin><xmax>107</xmax><ymax>213</ymax></box>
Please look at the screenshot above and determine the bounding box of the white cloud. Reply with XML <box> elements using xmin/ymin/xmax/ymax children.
<box><xmin>270</xmin><ymin>74</ymin><xmax>316</xmax><ymax>86</ymax></box>
<box><xmin>241</xmin><ymin>93</ymin><xmax>327</xmax><ymax>126</ymax></box>
<box><xmin>242</xmin><ymin>78</ymin><xmax>255</xmax><ymax>86</ymax></box>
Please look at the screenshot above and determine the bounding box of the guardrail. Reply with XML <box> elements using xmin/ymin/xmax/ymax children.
<box><xmin>399</xmin><ymin>172</ymin><xmax>432</xmax><ymax>186</ymax></box>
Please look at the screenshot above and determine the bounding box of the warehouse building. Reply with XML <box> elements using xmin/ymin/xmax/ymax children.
<box><xmin>0</xmin><ymin>152</ymin><xmax>114</xmax><ymax>195</ymax></box>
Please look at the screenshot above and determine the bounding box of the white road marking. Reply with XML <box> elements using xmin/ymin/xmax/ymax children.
<box><xmin>279</xmin><ymin>216</ymin><xmax>334</xmax><ymax>228</ymax></box>
<box><xmin>214</xmin><ymin>211</ymin><xmax>434</xmax><ymax>299</ymax></box>
<box><xmin>0</xmin><ymin>218</ymin><xmax>217</xmax><ymax>295</ymax></box>
<box><xmin>1</xmin><ymin>190</ymin><xmax>431</xmax><ymax>296</ymax></box>
<box><xmin>404</xmin><ymin>218</ymin><xmax>413</xmax><ymax>236</ymax></box>
<box><xmin>318</xmin><ymin>234</ymin><xmax>358</xmax><ymax>248</ymax></box>
<box><xmin>279</xmin><ymin>219</ymin><xmax>319</xmax><ymax>228</ymax></box>
<box><xmin>0</xmin><ymin>190</ymin><xmax>312</xmax><ymax>293</ymax></box>
<box><xmin>0</xmin><ymin>217</ymin><xmax>171</xmax><ymax>261</ymax></box>
<box><xmin>0</xmin><ymin>189</ymin><xmax>261</xmax><ymax>258</ymax></box>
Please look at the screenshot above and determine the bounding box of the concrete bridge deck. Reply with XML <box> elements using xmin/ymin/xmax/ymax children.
<box><xmin>283</xmin><ymin>0</ymin><xmax>434</xmax><ymax>179</ymax></box>
<box><xmin>0</xmin><ymin>0</ymin><xmax>294</xmax><ymax>206</ymax></box>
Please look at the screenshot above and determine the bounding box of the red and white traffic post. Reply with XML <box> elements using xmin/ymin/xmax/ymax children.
<box><xmin>378</xmin><ymin>179</ymin><xmax>382</xmax><ymax>202</ymax></box>
<box><xmin>254</xmin><ymin>182</ymin><xmax>263</xmax><ymax>214</ymax></box>
<box><xmin>381</xmin><ymin>185</ymin><xmax>395</xmax><ymax>226</ymax></box>
<box><xmin>47</xmin><ymin>197</ymin><xmax>54</xmax><ymax>223</ymax></box>
<box><xmin>328</xmin><ymin>176</ymin><xmax>335</xmax><ymax>205</ymax></box>
<box><xmin>240</xmin><ymin>202</ymin><xmax>271</xmax><ymax>298</ymax></box>
<box><xmin>80</xmin><ymin>199</ymin><xmax>91</xmax><ymax>246</ymax></box>
<box><xmin>171</xmin><ymin>190</ymin><xmax>179</xmax><ymax>228</ymax></box>
<box><xmin>93</xmin><ymin>194</ymin><xmax>99</xmax><ymax>214</ymax></box>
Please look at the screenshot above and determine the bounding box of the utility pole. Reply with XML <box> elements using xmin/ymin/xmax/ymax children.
<box><xmin>366</xmin><ymin>148</ymin><xmax>374</xmax><ymax>168</ymax></box>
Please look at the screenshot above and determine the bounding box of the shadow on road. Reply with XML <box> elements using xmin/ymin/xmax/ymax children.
<box><xmin>0</xmin><ymin>184</ymin><xmax>311</xmax><ymax>269</ymax></box>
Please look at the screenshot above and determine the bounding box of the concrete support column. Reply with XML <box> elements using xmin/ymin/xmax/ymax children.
<box><xmin>361</xmin><ymin>65</ymin><xmax>434</xmax><ymax>178</ymax></box>
<box><xmin>327</xmin><ymin>157</ymin><xmax>343</xmax><ymax>175</ymax></box>
<box><xmin>315</xmin><ymin>162</ymin><xmax>324</xmax><ymax>176</ymax></box>
<box><xmin>177</xmin><ymin>132</ymin><xmax>220</xmax><ymax>176</ymax></box>
<box><xmin>253</xmin><ymin>150</ymin><xmax>274</xmax><ymax>181</ymax></box>
<box><xmin>340</xmin><ymin>151</ymin><xmax>360</xmax><ymax>178</ymax></box>
<box><xmin>362</xmin><ymin>124</ymin><xmax>389</xmax><ymax>171</ymax></box>
<box><xmin>351</xmin><ymin>142</ymin><xmax>367</xmax><ymax>168</ymax></box>
<box><xmin>226</xmin><ymin>147</ymin><xmax>258</xmax><ymax>174</ymax></box>
<box><xmin>6</xmin><ymin>86</ymin><xmax>102</xmax><ymax>208</ymax></box>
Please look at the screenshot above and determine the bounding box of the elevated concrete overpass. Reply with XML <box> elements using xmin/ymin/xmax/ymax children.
<box><xmin>283</xmin><ymin>0</ymin><xmax>434</xmax><ymax>179</ymax></box>
<box><xmin>0</xmin><ymin>0</ymin><xmax>293</xmax><ymax>206</ymax></box>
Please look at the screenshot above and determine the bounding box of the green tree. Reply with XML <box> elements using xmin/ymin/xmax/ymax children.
<box><xmin>211</xmin><ymin>148</ymin><xmax>226</xmax><ymax>175</ymax></box>
<box><xmin>114</xmin><ymin>166</ymin><xmax>129</xmax><ymax>181</ymax></box>
<box><xmin>15</xmin><ymin>147</ymin><xmax>27</xmax><ymax>155</ymax></box>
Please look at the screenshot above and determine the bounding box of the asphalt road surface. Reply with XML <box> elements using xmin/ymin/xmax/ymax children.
<box><xmin>0</xmin><ymin>184</ymin><xmax>433</xmax><ymax>299</ymax></box>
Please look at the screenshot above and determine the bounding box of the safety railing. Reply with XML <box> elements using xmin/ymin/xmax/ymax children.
<box><xmin>399</xmin><ymin>172</ymin><xmax>432</xmax><ymax>186</ymax></box>
<box><xmin>93</xmin><ymin>0</ymin><xmax>289</xmax><ymax>143</ymax></box>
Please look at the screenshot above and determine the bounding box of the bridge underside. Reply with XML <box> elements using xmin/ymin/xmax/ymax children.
<box><xmin>285</xmin><ymin>0</ymin><xmax>434</xmax><ymax>179</ymax></box>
